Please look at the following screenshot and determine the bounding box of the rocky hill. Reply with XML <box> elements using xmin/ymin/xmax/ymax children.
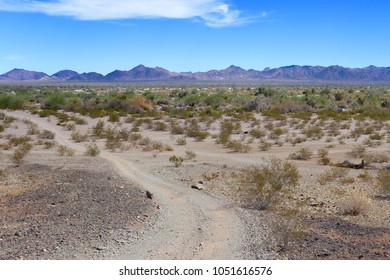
<box><xmin>1</xmin><ymin>65</ymin><xmax>390</xmax><ymax>84</ymax></box>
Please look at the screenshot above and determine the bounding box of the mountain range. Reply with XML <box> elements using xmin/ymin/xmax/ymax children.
<box><xmin>1</xmin><ymin>64</ymin><xmax>390</xmax><ymax>84</ymax></box>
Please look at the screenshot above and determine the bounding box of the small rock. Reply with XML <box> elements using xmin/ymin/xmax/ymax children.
<box><xmin>191</xmin><ymin>184</ymin><xmax>203</xmax><ymax>190</ymax></box>
<box><xmin>94</xmin><ymin>246</ymin><xmax>105</xmax><ymax>251</ymax></box>
<box><xmin>146</xmin><ymin>191</ymin><xmax>153</xmax><ymax>199</ymax></box>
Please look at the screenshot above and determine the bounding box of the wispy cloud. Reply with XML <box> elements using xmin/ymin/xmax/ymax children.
<box><xmin>5</xmin><ymin>54</ymin><xmax>23</xmax><ymax>61</ymax></box>
<box><xmin>0</xmin><ymin>0</ymin><xmax>252</xmax><ymax>27</ymax></box>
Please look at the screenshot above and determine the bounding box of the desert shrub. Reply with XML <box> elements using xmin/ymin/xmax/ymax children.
<box><xmin>317</xmin><ymin>167</ymin><xmax>349</xmax><ymax>185</ymax></box>
<box><xmin>317</xmin><ymin>148</ymin><xmax>329</xmax><ymax>158</ymax></box>
<box><xmin>376</xmin><ymin>170</ymin><xmax>390</xmax><ymax>193</ymax></box>
<box><xmin>85</xmin><ymin>143</ymin><xmax>100</xmax><ymax>156</ymax></box>
<box><xmin>269</xmin><ymin>128</ymin><xmax>285</xmax><ymax>140</ymax></box>
<box><xmin>0</xmin><ymin>168</ymin><xmax>6</xmax><ymax>179</ymax></box>
<box><xmin>27</xmin><ymin>123</ymin><xmax>40</xmax><ymax>135</ymax></box>
<box><xmin>369</xmin><ymin>133</ymin><xmax>384</xmax><ymax>140</ymax></box>
<box><xmin>169</xmin><ymin>155</ymin><xmax>183</xmax><ymax>167</ymax></box>
<box><xmin>108</xmin><ymin>112</ymin><xmax>120</xmax><ymax>123</ymax></box>
<box><xmin>340</xmin><ymin>177</ymin><xmax>355</xmax><ymax>184</ymax></box>
<box><xmin>138</xmin><ymin>137</ymin><xmax>151</xmax><ymax>146</ymax></box>
<box><xmin>185</xmin><ymin>119</ymin><xmax>209</xmax><ymax>141</ymax></box>
<box><xmin>39</xmin><ymin>129</ymin><xmax>55</xmax><ymax>139</ymax></box>
<box><xmin>271</xmin><ymin>209</ymin><xmax>305</xmax><ymax>250</ymax></box>
<box><xmin>57</xmin><ymin>145</ymin><xmax>75</xmax><ymax>156</ymax></box>
<box><xmin>318</xmin><ymin>157</ymin><xmax>331</xmax><ymax>165</ymax></box>
<box><xmin>226</xmin><ymin>140</ymin><xmax>251</xmax><ymax>153</ymax></box>
<box><xmin>43</xmin><ymin>141</ymin><xmax>55</xmax><ymax>149</ymax></box>
<box><xmin>38</xmin><ymin>109</ymin><xmax>56</xmax><ymax>118</ymax></box>
<box><xmin>239</xmin><ymin>157</ymin><xmax>300</xmax><ymax>210</ymax></box>
<box><xmin>288</xmin><ymin>147</ymin><xmax>313</xmax><ymax>160</ymax></box>
<box><xmin>216</xmin><ymin>120</ymin><xmax>234</xmax><ymax>145</ymax></box>
<box><xmin>193</xmin><ymin>131</ymin><xmax>209</xmax><ymax>142</ymax></box>
<box><xmin>171</xmin><ymin>125</ymin><xmax>186</xmax><ymax>135</ymax></box>
<box><xmin>71</xmin><ymin>130</ymin><xmax>88</xmax><ymax>142</ymax></box>
<box><xmin>357</xmin><ymin>170</ymin><xmax>373</xmax><ymax>182</ymax></box>
<box><xmin>73</xmin><ymin>117</ymin><xmax>87</xmax><ymax>125</ymax></box>
<box><xmin>365</xmin><ymin>152</ymin><xmax>389</xmax><ymax>163</ymax></box>
<box><xmin>56</xmin><ymin>112</ymin><xmax>70</xmax><ymax>124</ymax></box>
<box><xmin>65</xmin><ymin>122</ymin><xmax>76</xmax><ymax>131</ymax></box>
<box><xmin>127</xmin><ymin>133</ymin><xmax>141</xmax><ymax>144</ymax></box>
<box><xmin>249</xmin><ymin>128</ymin><xmax>265</xmax><ymax>139</ymax></box>
<box><xmin>44</xmin><ymin>93</ymin><xmax>66</xmax><ymax>110</ymax></box>
<box><xmin>3</xmin><ymin>115</ymin><xmax>16</xmax><ymax>125</ymax></box>
<box><xmin>363</xmin><ymin>138</ymin><xmax>382</xmax><ymax>147</ymax></box>
<box><xmin>304</xmin><ymin>126</ymin><xmax>324</xmax><ymax>140</ymax></box>
<box><xmin>176</xmin><ymin>136</ymin><xmax>187</xmax><ymax>145</ymax></box>
<box><xmin>105</xmin><ymin>138</ymin><xmax>122</xmax><ymax>152</ymax></box>
<box><xmin>8</xmin><ymin>136</ymin><xmax>32</xmax><ymax>147</ymax></box>
<box><xmin>92</xmin><ymin>120</ymin><xmax>105</xmax><ymax>137</ymax></box>
<box><xmin>203</xmin><ymin>172</ymin><xmax>219</xmax><ymax>181</ymax></box>
<box><xmin>339</xmin><ymin>191</ymin><xmax>372</xmax><ymax>216</ymax></box>
<box><xmin>185</xmin><ymin>149</ymin><xmax>197</xmax><ymax>160</ymax></box>
<box><xmin>12</xmin><ymin>143</ymin><xmax>32</xmax><ymax>165</ymax></box>
<box><xmin>0</xmin><ymin>125</ymin><xmax>4</xmax><ymax>132</ymax></box>
<box><xmin>317</xmin><ymin>148</ymin><xmax>331</xmax><ymax>165</ymax></box>
<box><xmin>259</xmin><ymin>140</ymin><xmax>272</xmax><ymax>151</ymax></box>
<box><xmin>153</xmin><ymin>121</ymin><xmax>168</xmax><ymax>131</ymax></box>
<box><xmin>290</xmin><ymin>136</ymin><xmax>307</xmax><ymax>146</ymax></box>
<box><xmin>347</xmin><ymin>145</ymin><xmax>366</xmax><ymax>158</ymax></box>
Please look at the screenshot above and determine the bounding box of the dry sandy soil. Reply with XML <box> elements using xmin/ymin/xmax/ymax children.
<box><xmin>0</xmin><ymin>109</ymin><xmax>389</xmax><ymax>259</ymax></box>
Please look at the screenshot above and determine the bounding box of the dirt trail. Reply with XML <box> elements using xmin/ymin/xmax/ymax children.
<box><xmin>4</xmin><ymin>110</ymin><xmax>246</xmax><ymax>259</ymax></box>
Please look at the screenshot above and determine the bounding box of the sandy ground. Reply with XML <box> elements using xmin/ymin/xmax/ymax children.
<box><xmin>1</xmin><ymin>109</ymin><xmax>389</xmax><ymax>259</ymax></box>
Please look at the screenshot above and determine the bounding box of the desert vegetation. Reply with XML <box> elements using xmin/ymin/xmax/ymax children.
<box><xmin>0</xmin><ymin>84</ymin><xmax>389</xmax><ymax>260</ymax></box>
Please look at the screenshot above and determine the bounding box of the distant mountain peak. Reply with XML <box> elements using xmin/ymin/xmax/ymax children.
<box><xmin>1</xmin><ymin>65</ymin><xmax>390</xmax><ymax>83</ymax></box>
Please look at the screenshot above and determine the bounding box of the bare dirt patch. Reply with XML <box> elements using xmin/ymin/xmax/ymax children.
<box><xmin>0</xmin><ymin>156</ymin><xmax>156</xmax><ymax>260</ymax></box>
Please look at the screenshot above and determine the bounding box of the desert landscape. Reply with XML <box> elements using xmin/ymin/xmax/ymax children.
<box><xmin>0</xmin><ymin>85</ymin><xmax>389</xmax><ymax>260</ymax></box>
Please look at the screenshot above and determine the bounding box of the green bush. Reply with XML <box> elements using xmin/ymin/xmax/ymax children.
<box><xmin>85</xmin><ymin>143</ymin><xmax>100</xmax><ymax>157</ymax></box>
<box><xmin>108</xmin><ymin>112</ymin><xmax>120</xmax><ymax>123</ymax></box>
<box><xmin>71</xmin><ymin>130</ymin><xmax>88</xmax><ymax>142</ymax></box>
<box><xmin>240</xmin><ymin>157</ymin><xmax>300</xmax><ymax>210</ymax></box>
<box><xmin>288</xmin><ymin>147</ymin><xmax>313</xmax><ymax>160</ymax></box>
<box><xmin>39</xmin><ymin>129</ymin><xmax>55</xmax><ymax>139</ymax></box>
<box><xmin>339</xmin><ymin>191</ymin><xmax>372</xmax><ymax>216</ymax></box>
<box><xmin>92</xmin><ymin>120</ymin><xmax>105</xmax><ymax>137</ymax></box>
<box><xmin>185</xmin><ymin>149</ymin><xmax>197</xmax><ymax>160</ymax></box>
<box><xmin>169</xmin><ymin>155</ymin><xmax>183</xmax><ymax>167</ymax></box>
<box><xmin>377</xmin><ymin>170</ymin><xmax>390</xmax><ymax>193</ymax></box>
<box><xmin>176</xmin><ymin>136</ymin><xmax>187</xmax><ymax>145</ymax></box>
<box><xmin>226</xmin><ymin>140</ymin><xmax>251</xmax><ymax>153</ymax></box>
<box><xmin>44</xmin><ymin>93</ymin><xmax>66</xmax><ymax>110</ymax></box>
<box><xmin>12</xmin><ymin>143</ymin><xmax>32</xmax><ymax>165</ymax></box>
<box><xmin>57</xmin><ymin>145</ymin><xmax>75</xmax><ymax>156</ymax></box>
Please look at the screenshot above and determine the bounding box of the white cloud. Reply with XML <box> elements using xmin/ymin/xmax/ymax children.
<box><xmin>6</xmin><ymin>54</ymin><xmax>23</xmax><ymax>61</ymax></box>
<box><xmin>0</xmin><ymin>0</ymin><xmax>250</xmax><ymax>27</ymax></box>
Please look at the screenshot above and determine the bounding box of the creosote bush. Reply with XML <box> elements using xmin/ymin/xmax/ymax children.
<box><xmin>71</xmin><ymin>130</ymin><xmax>88</xmax><ymax>142</ymax></box>
<box><xmin>57</xmin><ymin>145</ymin><xmax>75</xmax><ymax>156</ymax></box>
<box><xmin>176</xmin><ymin>136</ymin><xmax>187</xmax><ymax>145</ymax></box>
<box><xmin>239</xmin><ymin>157</ymin><xmax>300</xmax><ymax>210</ymax></box>
<box><xmin>339</xmin><ymin>190</ymin><xmax>372</xmax><ymax>216</ymax></box>
<box><xmin>376</xmin><ymin>170</ymin><xmax>390</xmax><ymax>193</ymax></box>
<box><xmin>288</xmin><ymin>147</ymin><xmax>313</xmax><ymax>160</ymax></box>
<box><xmin>185</xmin><ymin>149</ymin><xmax>197</xmax><ymax>160</ymax></box>
<box><xmin>169</xmin><ymin>155</ymin><xmax>184</xmax><ymax>167</ymax></box>
<box><xmin>85</xmin><ymin>143</ymin><xmax>100</xmax><ymax>157</ymax></box>
<box><xmin>226</xmin><ymin>140</ymin><xmax>251</xmax><ymax>153</ymax></box>
<box><xmin>12</xmin><ymin>143</ymin><xmax>32</xmax><ymax>165</ymax></box>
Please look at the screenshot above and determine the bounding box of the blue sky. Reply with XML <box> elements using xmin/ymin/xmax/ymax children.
<box><xmin>0</xmin><ymin>0</ymin><xmax>389</xmax><ymax>75</ymax></box>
